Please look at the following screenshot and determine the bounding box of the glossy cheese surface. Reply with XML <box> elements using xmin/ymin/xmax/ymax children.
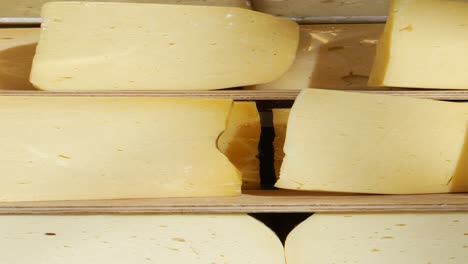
<box><xmin>0</xmin><ymin>214</ymin><xmax>285</xmax><ymax>264</ymax></box>
<box><xmin>276</xmin><ymin>89</ymin><xmax>468</xmax><ymax>194</ymax></box>
<box><xmin>286</xmin><ymin>213</ymin><xmax>468</xmax><ymax>264</ymax></box>
<box><xmin>30</xmin><ymin>2</ymin><xmax>299</xmax><ymax>91</ymax></box>
<box><xmin>0</xmin><ymin>96</ymin><xmax>240</xmax><ymax>201</ymax></box>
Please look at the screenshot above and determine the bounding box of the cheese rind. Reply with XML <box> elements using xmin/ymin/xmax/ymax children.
<box><xmin>369</xmin><ymin>0</ymin><xmax>468</xmax><ymax>89</ymax></box>
<box><xmin>286</xmin><ymin>213</ymin><xmax>468</xmax><ymax>264</ymax></box>
<box><xmin>30</xmin><ymin>2</ymin><xmax>299</xmax><ymax>91</ymax></box>
<box><xmin>272</xmin><ymin>109</ymin><xmax>289</xmax><ymax>178</ymax></box>
<box><xmin>0</xmin><ymin>96</ymin><xmax>241</xmax><ymax>201</ymax></box>
<box><xmin>276</xmin><ymin>88</ymin><xmax>468</xmax><ymax>194</ymax></box>
<box><xmin>0</xmin><ymin>214</ymin><xmax>285</xmax><ymax>264</ymax></box>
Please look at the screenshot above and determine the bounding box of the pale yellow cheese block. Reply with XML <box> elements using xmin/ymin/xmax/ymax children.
<box><xmin>286</xmin><ymin>213</ymin><xmax>468</xmax><ymax>264</ymax></box>
<box><xmin>219</xmin><ymin>102</ymin><xmax>261</xmax><ymax>189</ymax></box>
<box><xmin>369</xmin><ymin>0</ymin><xmax>468</xmax><ymax>89</ymax></box>
<box><xmin>252</xmin><ymin>0</ymin><xmax>390</xmax><ymax>17</ymax></box>
<box><xmin>272</xmin><ymin>109</ymin><xmax>289</xmax><ymax>178</ymax></box>
<box><xmin>0</xmin><ymin>96</ymin><xmax>241</xmax><ymax>201</ymax></box>
<box><xmin>250</xmin><ymin>24</ymin><xmax>384</xmax><ymax>90</ymax></box>
<box><xmin>0</xmin><ymin>0</ymin><xmax>251</xmax><ymax>17</ymax></box>
<box><xmin>276</xmin><ymin>88</ymin><xmax>468</xmax><ymax>194</ymax></box>
<box><xmin>0</xmin><ymin>214</ymin><xmax>285</xmax><ymax>264</ymax></box>
<box><xmin>30</xmin><ymin>2</ymin><xmax>299</xmax><ymax>91</ymax></box>
<box><xmin>0</xmin><ymin>28</ymin><xmax>40</xmax><ymax>90</ymax></box>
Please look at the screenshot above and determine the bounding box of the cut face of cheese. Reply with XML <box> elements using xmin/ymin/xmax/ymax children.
<box><xmin>219</xmin><ymin>102</ymin><xmax>261</xmax><ymax>189</ymax></box>
<box><xmin>30</xmin><ymin>2</ymin><xmax>299</xmax><ymax>91</ymax></box>
<box><xmin>0</xmin><ymin>96</ymin><xmax>241</xmax><ymax>201</ymax></box>
<box><xmin>0</xmin><ymin>0</ymin><xmax>251</xmax><ymax>17</ymax></box>
<box><xmin>272</xmin><ymin>109</ymin><xmax>290</xmax><ymax>178</ymax></box>
<box><xmin>0</xmin><ymin>28</ymin><xmax>40</xmax><ymax>90</ymax></box>
<box><xmin>286</xmin><ymin>213</ymin><xmax>468</xmax><ymax>264</ymax></box>
<box><xmin>250</xmin><ymin>24</ymin><xmax>384</xmax><ymax>90</ymax></box>
<box><xmin>0</xmin><ymin>214</ymin><xmax>285</xmax><ymax>264</ymax></box>
<box><xmin>369</xmin><ymin>0</ymin><xmax>468</xmax><ymax>89</ymax></box>
<box><xmin>252</xmin><ymin>0</ymin><xmax>390</xmax><ymax>17</ymax></box>
<box><xmin>276</xmin><ymin>88</ymin><xmax>468</xmax><ymax>194</ymax></box>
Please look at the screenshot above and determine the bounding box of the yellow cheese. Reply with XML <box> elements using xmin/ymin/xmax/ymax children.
<box><xmin>0</xmin><ymin>96</ymin><xmax>241</xmax><ymax>201</ymax></box>
<box><xmin>30</xmin><ymin>2</ymin><xmax>299</xmax><ymax>91</ymax></box>
<box><xmin>369</xmin><ymin>0</ymin><xmax>468</xmax><ymax>89</ymax></box>
<box><xmin>276</xmin><ymin>88</ymin><xmax>468</xmax><ymax>194</ymax></box>
<box><xmin>286</xmin><ymin>213</ymin><xmax>468</xmax><ymax>264</ymax></box>
<box><xmin>252</xmin><ymin>0</ymin><xmax>390</xmax><ymax>17</ymax></box>
<box><xmin>0</xmin><ymin>214</ymin><xmax>285</xmax><ymax>264</ymax></box>
<box><xmin>0</xmin><ymin>0</ymin><xmax>252</xmax><ymax>17</ymax></box>
<box><xmin>272</xmin><ymin>109</ymin><xmax>289</xmax><ymax>178</ymax></box>
<box><xmin>250</xmin><ymin>24</ymin><xmax>383</xmax><ymax>90</ymax></box>
<box><xmin>219</xmin><ymin>102</ymin><xmax>261</xmax><ymax>189</ymax></box>
<box><xmin>0</xmin><ymin>28</ymin><xmax>40</xmax><ymax>90</ymax></box>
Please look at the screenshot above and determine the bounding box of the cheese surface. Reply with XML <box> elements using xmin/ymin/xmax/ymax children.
<box><xmin>369</xmin><ymin>0</ymin><xmax>468</xmax><ymax>89</ymax></box>
<box><xmin>0</xmin><ymin>96</ymin><xmax>241</xmax><ymax>201</ymax></box>
<box><xmin>0</xmin><ymin>28</ymin><xmax>40</xmax><ymax>90</ymax></box>
<box><xmin>0</xmin><ymin>0</ymin><xmax>251</xmax><ymax>17</ymax></box>
<box><xmin>0</xmin><ymin>214</ymin><xmax>285</xmax><ymax>264</ymax></box>
<box><xmin>219</xmin><ymin>102</ymin><xmax>261</xmax><ymax>189</ymax></box>
<box><xmin>276</xmin><ymin>89</ymin><xmax>468</xmax><ymax>194</ymax></box>
<box><xmin>30</xmin><ymin>2</ymin><xmax>299</xmax><ymax>91</ymax></box>
<box><xmin>251</xmin><ymin>24</ymin><xmax>383</xmax><ymax>90</ymax></box>
<box><xmin>272</xmin><ymin>109</ymin><xmax>289</xmax><ymax>178</ymax></box>
<box><xmin>286</xmin><ymin>213</ymin><xmax>468</xmax><ymax>264</ymax></box>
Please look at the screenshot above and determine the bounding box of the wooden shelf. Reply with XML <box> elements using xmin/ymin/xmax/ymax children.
<box><xmin>0</xmin><ymin>190</ymin><xmax>467</xmax><ymax>214</ymax></box>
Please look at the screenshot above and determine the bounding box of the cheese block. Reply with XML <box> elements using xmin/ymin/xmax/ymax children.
<box><xmin>0</xmin><ymin>28</ymin><xmax>40</xmax><ymax>90</ymax></box>
<box><xmin>276</xmin><ymin>88</ymin><xmax>468</xmax><ymax>194</ymax></box>
<box><xmin>29</xmin><ymin>2</ymin><xmax>299</xmax><ymax>91</ymax></box>
<box><xmin>286</xmin><ymin>213</ymin><xmax>468</xmax><ymax>264</ymax></box>
<box><xmin>0</xmin><ymin>0</ymin><xmax>251</xmax><ymax>17</ymax></box>
<box><xmin>0</xmin><ymin>96</ymin><xmax>241</xmax><ymax>201</ymax></box>
<box><xmin>369</xmin><ymin>0</ymin><xmax>468</xmax><ymax>89</ymax></box>
<box><xmin>219</xmin><ymin>102</ymin><xmax>261</xmax><ymax>189</ymax></box>
<box><xmin>272</xmin><ymin>109</ymin><xmax>289</xmax><ymax>178</ymax></box>
<box><xmin>250</xmin><ymin>24</ymin><xmax>384</xmax><ymax>90</ymax></box>
<box><xmin>0</xmin><ymin>214</ymin><xmax>285</xmax><ymax>264</ymax></box>
<box><xmin>252</xmin><ymin>0</ymin><xmax>390</xmax><ymax>17</ymax></box>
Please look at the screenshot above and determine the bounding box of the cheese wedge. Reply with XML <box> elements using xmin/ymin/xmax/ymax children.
<box><xmin>369</xmin><ymin>0</ymin><xmax>468</xmax><ymax>89</ymax></box>
<box><xmin>219</xmin><ymin>102</ymin><xmax>261</xmax><ymax>189</ymax></box>
<box><xmin>276</xmin><ymin>89</ymin><xmax>468</xmax><ymax>194</ymax></box>
<box><xmin>0</xmin><ymin>0</ymin><xmax>252</xmax><ymax>17</ymax></box>
<box><xmin>286</xmin><ymin>213</ymin><xmax>468</xmax><ymax>264</ymax></box>
<box><xmin>0</xmin><ymin>28</ymin><xmax>40</xmax><ymax>90</ymax></box>
<box><xmin>252</xmin><ymin>0</ymin><xmax>390</xmax><ymax>17</ymax></box>
<box><xmin>0</xmin><ymin>214</ymin><xmax>285</xmax><ymax>264</ymax></box>
<box><xmin>250</xmin><ymin>24</ymin><xmax>383</xmax><ymax>90</ymax></box>
<box><xmin>272</xmin><ymin>109</ymin><xmax>289</xmax><ymax>178</ymax></box>
<box><xmin>30</xmin><ymin>2</ymin><xmax>299</xmax><ymax>91</ymax></box>
<box><xmin>0</xmin><ymin>96</ymin><xmax>241</xmax><ymax>201</ymax></box>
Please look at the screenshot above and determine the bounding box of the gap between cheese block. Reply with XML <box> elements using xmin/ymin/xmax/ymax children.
<box><xmin>272</xmin><ymin>108</ymin><xmax>290</xmax><ymax>179</ymax></box>
<box><xmin>276</xmin><ymin>88</ymin><xmax>468</xmax><ymax>194</ymax></box>
<box><xmin>285</xmin><ymin>213</ymin><xmax>468</xmax><ymax>264</ymax></box>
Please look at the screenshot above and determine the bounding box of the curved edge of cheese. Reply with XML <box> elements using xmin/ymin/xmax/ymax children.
<box><xmin>272</xmin><ymin>108</ymin><xmax>290</xmax><ymax>179</ymax></box>
<box><xmin>218</xmin><ymin>102</ymin><xmax>261</xmax><ymax>189</ymax></box>
<box><xmin>30</xmin><ymin>2</ymin><xmax>299</xmax><ymax>91</ymax></box>
<box><xmin>0</xmin><ymin>214</ymin><xmax>285</xmax><ymax>264</ymax></box>
<box><xmin>276</xmin><ymin>88</ymin><xmax>468</xmax><ymax>194</ymax></box>
<box><xmin>0</xmin><ymin>96</ymin><xmax>241</xmax><ymax>202</ymax></box>
<box><xmin>285</xmin><ymin>213</ymin><xmax>468</xmax><ymax>264</ymax></box>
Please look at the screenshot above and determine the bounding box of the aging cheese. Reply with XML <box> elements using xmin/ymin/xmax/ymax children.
<box><xmin>0</xmin><ymin>28</ymin><xmax>40</xmax><ymax>90</ymax></box>
<box><xmin>0</xmin><ymin>0</ymin><xmax>251</xmax><ymax>17</ymax></box>
<box><xmin>276</xmin><ymin>88</ymin><xmax>468</xmax><ymax>194</ymax></box>
<box><xmin>0</xmin><ymin>96</ymin><xmax>241</xmax><ymax>201</ymax></box>
<box><xmin>0</xmin><ymin>214</ymin><xmax>285</xmax><ymax>264</ymax></box>
<box><xmin>250</xmin><ymin>24</ymin><xmax>383</xmax><ymax>90</ymax></box>
<box><xmin>30</xmin><ymin>2</ymin><xmax>299</xmax><ymax>91</ymax></box>
<box><xmin>219</xmin><ymin>102</ymin><xmax>261</xmax><ymax>189</ymax></box>
<box><xmin>369</xmin><ymin>0</ymin><xmax>468</xmax><ymax>89</ymax></box>
<box><xmin>286</xmin><ymin>213</ymin><xmax>468</xmax><ymax>264</ymax></box>
<box><xmin>272</xmin><ymin>109</ymin><xmax>289</xmax><ymax>178</ymax></box>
